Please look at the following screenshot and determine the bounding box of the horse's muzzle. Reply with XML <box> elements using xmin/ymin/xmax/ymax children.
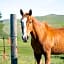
<box><xmin>22</xmin><ymin>36</ymin><xmax>29</xmax><ymax>42</ymax></box>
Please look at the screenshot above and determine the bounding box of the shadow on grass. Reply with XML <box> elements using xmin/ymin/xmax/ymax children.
<box><xmin>60</xmin><ymin>56</ymin><xmax>64</xmax><ymax>59</ymax></box>
<box><xmin>51</xmin><ymin>55</ymin><xmax>64</xmax><ymax>59</ymax></box>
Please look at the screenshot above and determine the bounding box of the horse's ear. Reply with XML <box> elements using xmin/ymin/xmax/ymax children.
<box><xmin>29</xmin><ymin>9</ymin><xmax>32</xmax><ymax>16</ymax></box>
<box><xmin>20</xmin><ymin>9</ymin><xmax>24</xmax><ymax>16</ymax></box>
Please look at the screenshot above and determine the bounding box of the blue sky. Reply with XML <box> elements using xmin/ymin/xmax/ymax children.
<box><xmin>0</xmin><ymin>0</ymin><xmax>64</xmax><ymax>19</ymax></box>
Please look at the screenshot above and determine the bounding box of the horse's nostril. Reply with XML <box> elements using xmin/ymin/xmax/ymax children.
<box><xmin>24</xmin><ymin>37</ymin><xmax>27</xmax><ymax>42</ymax></box>
<box><xmin>22</xmin><ymin>36</ymin><xmax>27</xmax><ymax>42</ymax></box>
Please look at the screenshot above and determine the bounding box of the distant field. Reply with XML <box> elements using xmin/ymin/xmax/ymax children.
<box><xmin>0</xmin><ymin>14</ymin><xmax>64</xmax><ymax>64</ymax></box>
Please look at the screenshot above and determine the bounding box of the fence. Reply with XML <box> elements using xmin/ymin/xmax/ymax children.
<box><xmin>10</xmin><ymin>14</ymin><xmax>18</xmax><ymax>64</ymax></box>
<box><xmin>0</xmin><ymin>14</ymin><xmax>18</xmax><ymax>64</ymax></box>
<box><xmin>0</xmin><ymin>37</ymin><xmax>11</xmax><ymax>64</ymax></box>
<box><xmin>0</xmin><ymin>14</ymin><xmax>34</xmax><ymax>64</ymax></box>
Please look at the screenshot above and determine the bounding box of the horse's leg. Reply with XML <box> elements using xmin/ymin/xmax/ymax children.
<box><xmin>34</xmin><ymin>52</ymin><xmax>42</xmax><ymax>64</ymax></box>
<box><xmin>44</xmin><ymin>50</ymin><xmax>51</xmax><ymax>64</ymax></box>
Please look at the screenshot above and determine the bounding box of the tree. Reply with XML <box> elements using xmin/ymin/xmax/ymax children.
<box><xmin>0</xmin><ymin>12</ymin><xmax>2</xmax><ymax>19</ymax></box>
<box><xmin>0</xmin><ymin>12</ymin><xmax>3</xmax><ymax>37</ymax></box>
<box><xmin>0</xmin><ymin>12</ymin><xmax>8</xmax><ymax>38</ymax></box>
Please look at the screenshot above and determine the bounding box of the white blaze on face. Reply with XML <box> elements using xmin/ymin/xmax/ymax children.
<box><xmin>22</xmin><ymin>18</ymin><xmax>27</xmax><ymax>38</ymax></box>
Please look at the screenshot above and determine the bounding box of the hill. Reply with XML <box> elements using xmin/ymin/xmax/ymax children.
<box><xmin>3</xmin><ymin>14</ymin><xmax>64</xmax><ymax>24</ymax></box>
<box><xmin>35</xmin><ymin>14</ymin><xmax>64</xmax><ymax>24</ymax></box>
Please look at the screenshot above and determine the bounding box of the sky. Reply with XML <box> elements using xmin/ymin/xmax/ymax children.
<box><xmin>0</xmin><ymin>0</ymin><xmax>64</xmax><ymax>19</ymax></box>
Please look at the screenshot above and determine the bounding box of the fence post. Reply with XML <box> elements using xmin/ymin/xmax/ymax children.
<box><xmin>10</xmin><ymin>14</ymin><xmax>18</xmax><ymax>64</ymax></box>
<box><xmin>3</xmin><ymin>37</ymin><xmax>5</xmax><ymax>55</ymax></box>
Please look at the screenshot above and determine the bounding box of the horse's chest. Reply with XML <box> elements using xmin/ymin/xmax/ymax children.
<box><xmin>31</xmin><ymin>38</ymin><xmax>43</xmax><ymax>54</ymax></box>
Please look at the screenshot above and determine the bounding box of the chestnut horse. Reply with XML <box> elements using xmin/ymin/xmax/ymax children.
<box><xmin>20</xmin><ymin>9</ymin><xmax>64</xmax><ymax>64</ymax></box>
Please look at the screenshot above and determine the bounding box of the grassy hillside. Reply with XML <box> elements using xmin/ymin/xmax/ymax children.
<box><xmin>35</xmin><ymin>14</ymin><xmax>64</xmax><ymax>23</ymax></box>
<box><xmin>35</xmin><ymin>14</ymin><xmax>64</xmax><ymax>28</ymax></box>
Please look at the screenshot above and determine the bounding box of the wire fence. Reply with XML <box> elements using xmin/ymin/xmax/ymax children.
<box><xmin>0</xmin><ymin>37</ymin><xmax>11</xmax><ymax>64</ymax></box>
<box><xmin>0</xmin><ymin>37</ymin><xmax>34</xmax><ymax>64</ymax></box>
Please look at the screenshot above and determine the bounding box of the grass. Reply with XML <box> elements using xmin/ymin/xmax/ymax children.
<box><xmin>0</xmin><ymin>36</ymin><xmax>64</xmax><ymax>64</ymax></box>
<box><xmin>17</xmin><ymin>39</ymin><xmax>64</xmax><ymax>64</ymax></box>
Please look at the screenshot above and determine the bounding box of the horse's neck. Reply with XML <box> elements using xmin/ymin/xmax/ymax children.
<box><xmin>31</xmin><ymin>17</ymin><xmax>46</xmax><ymax>41</ymax></box>
<box><xmin>31</xmin><ymin>17</ymin><xmax>40</xmax><ymax>38</ymax></box>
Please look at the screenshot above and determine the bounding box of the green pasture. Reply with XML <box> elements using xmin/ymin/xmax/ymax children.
<box><xmin>0</xmin><ymin>15</ymin><xmax>64</xmax><ymax>64</ymax></box>
<box><xmin>0</xmin><ymin>38</ymin><xmax>64</xmax><ymax>64</ymax></box>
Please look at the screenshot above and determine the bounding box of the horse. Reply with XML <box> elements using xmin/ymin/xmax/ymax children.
<box><xmin>20</xmin><ymin>9</ymin><xmax>64</xmax><ymax>64</ymax></box>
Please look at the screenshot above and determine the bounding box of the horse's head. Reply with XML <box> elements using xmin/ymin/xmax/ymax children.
<box><xmin>20</xmin><ymin>9</ymin><xmax>33</xmax><ymax>42</ymax></box>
